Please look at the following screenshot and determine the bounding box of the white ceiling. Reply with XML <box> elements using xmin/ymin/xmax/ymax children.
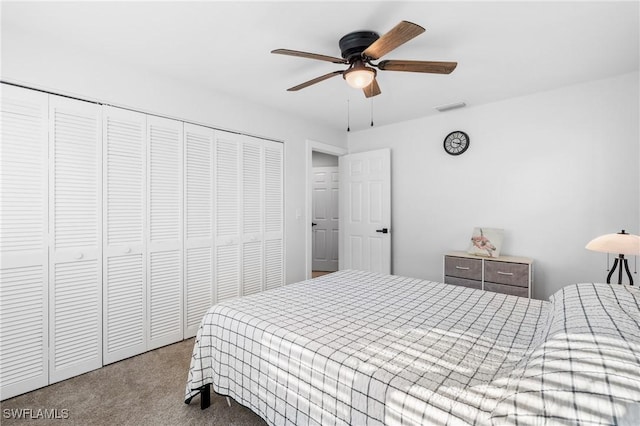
<box><xmin>2</xmin><ymin>1</ymin><xmax>638</xmax><ymax>132</ymax></box>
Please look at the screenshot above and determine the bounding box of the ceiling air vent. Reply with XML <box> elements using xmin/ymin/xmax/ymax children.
<box><xmin>434</xmin><ymin>102</ymin><xmax>466</xmax><ymax>112</ymax></box>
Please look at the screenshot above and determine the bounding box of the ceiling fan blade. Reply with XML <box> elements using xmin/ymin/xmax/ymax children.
<box><xmin>363</xmin><ymin>78</ymin><xmax>381</xmax><ymax>98</ymax></box>
<box><xmin>287</xmin><ymin>70</ymin><xmax>344</xmax><ymax>91</ymax></box>
<box><xmin>377</xmin><ymin>60</ymin><xmax>458</xmax><ymax>74</ymax></box>
<box><xmin>363</xmin><ymin>21</ymin><xmax>425</xmax><ymax>60</ymax></box>
<box><xmin>271</xmin><ymin>48</ymin><xmax>347</xmax><ymax>64</ymax></box>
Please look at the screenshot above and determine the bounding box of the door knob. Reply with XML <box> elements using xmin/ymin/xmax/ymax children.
<box><xmin>311</xmin><ymin>223</ymin><xmax>317</xmax><ymax>227</ymax></box>
<box><xmin>376</xmin><ymin>228</ymin><xmax>389</xmax><ymax>234</ymax></box>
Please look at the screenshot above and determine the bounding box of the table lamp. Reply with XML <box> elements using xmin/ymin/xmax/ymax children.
<box><xmin>586</xmin><ymin>230</ymin><xmax>640</xmax><ymax>285</ymax></box>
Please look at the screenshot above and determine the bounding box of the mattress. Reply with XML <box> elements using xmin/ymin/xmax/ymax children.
<box><xmin>185</xmin><ymin>269</ymin><xmax>640</xmax><ymax>425</ymax></box>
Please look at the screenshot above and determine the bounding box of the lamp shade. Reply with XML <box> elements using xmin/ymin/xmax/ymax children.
<box><xmin>585</xmin><ymin>230</ymin><xmax>640</xmax><ymax>255</ymax></box>
<box><xmin>343</xmin><ymin>62</ymin><xmax>376</xmax><ymax>89</ymax></box>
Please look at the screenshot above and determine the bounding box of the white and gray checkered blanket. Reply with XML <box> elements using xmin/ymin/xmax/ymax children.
<box><xmin>185</xmin><ymin>270</ymin><xmax>640</xmax><ymax>425</ymax></box>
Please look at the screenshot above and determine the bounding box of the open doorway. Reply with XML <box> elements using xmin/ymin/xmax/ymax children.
<box><xmin>305</xmin><ymin>140</ymin><xmax>347</xmax><ymax>279</ymax></box>
<box><xmin>311</xmin><ymin>152</ymin><xmax>339</xmax><ymax>278</ymax></box>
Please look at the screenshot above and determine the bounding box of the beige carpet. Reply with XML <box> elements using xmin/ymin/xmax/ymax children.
<box><xmin>1</xmin><ymin>338</ymin><xmax>267</xmax><ymax>425</ymax></box>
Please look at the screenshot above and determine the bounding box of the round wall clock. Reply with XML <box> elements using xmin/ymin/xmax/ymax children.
<box><xmin>443</xmin><ymin>131</ymin><xmax>470</xmax><ymax>156</ymax></box>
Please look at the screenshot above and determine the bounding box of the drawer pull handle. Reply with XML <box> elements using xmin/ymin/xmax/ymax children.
<box><xmin>497</xmin><ymin>271</ymin><xmax>514</xmax><ymax>276</ymax></box>
<box><xmin>455</xmin><ymin>266</ymin><xmax>470</xmax><ymax>270</ymax></box>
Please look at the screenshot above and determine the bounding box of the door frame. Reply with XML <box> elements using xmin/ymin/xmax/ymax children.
<box><xmin>305</xmin><ymin>140</ymin><xmax>347</xmax><ymax>279</ymax></box>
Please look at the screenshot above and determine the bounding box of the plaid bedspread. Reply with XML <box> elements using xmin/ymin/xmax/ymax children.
<box><xmin>490</xmin><ymin>282</ymin><xmax>640</xmax><ymax>425</ymax></box>
<box><xmin>185</xmin><ymin>270</ymin><xmax>640</xmax><ymax>425</ymax></box>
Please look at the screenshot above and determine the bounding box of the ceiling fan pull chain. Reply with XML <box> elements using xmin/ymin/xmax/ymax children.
<box><xmin>347</xmin><ymin>99</ymin><xmax>351</xmax><ymax>132</ymax></box>
<box><xmin>370</xmin><ymin>98</ymin><xmax>374</xmax><ymax>127</ymax></box>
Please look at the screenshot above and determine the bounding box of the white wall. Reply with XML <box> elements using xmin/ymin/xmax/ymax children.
<box><xmin>1</xmin><ymin>28</ymin><xmax>347</xmax><ymax>284</ymax></box>
<box><xmin>348</xmin><ymin>72</ymin><xmax>639</xmax><ymax>300</ymax></box>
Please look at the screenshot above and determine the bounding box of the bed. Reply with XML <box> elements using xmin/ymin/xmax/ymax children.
<box><xmin>185</xmin><ymin>269</ymin><xmax>640</xmax><ymax>425</ymax></box>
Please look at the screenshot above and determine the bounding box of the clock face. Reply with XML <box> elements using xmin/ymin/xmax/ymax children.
<box><xmin>443</xmin><ymin>131</ymin><xmax>470</xmax><ymax>156</ymax></box>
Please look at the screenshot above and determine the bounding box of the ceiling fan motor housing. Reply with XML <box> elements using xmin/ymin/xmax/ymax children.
<box><xmin>339</xmin><ymin>31</ymin><xmax>379</xmax><ymax>62</ymax></box>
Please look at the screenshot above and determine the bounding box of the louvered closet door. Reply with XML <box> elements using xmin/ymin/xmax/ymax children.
<box><xmin>241</xmin><ymin>138</ymin><xmax>264</xmax><ymax>296</ymax></box>
<box><xmin>103</xmin><ymin>107</ymin><xmax>147</xmax><ymax>364</ymax></box>
<box><xmin>183</xmin><ymin>123</ymin><xmax>214</xmax><ymax>338</ymax></box>
<box><xmin>147</xmin><ymin>116</ymin><xmax>183</xmax><ymax>349</ymax></box>
<box><xmin>0</xmin><ymin>85</ymin><xmax>49</xmax><ymax>400</ymax></box>
<box><xmin>263</xmin><ymin>141</ymin><xmax>284</xmax><ymax>290</ymax></box>
<box><xmin>214</xmin><ymin>131</ymin><xmax>242</xmax><ymax>302</ymax></box>
<box><xmin>48</xmin><ymin>95</ymin><xmax>102</xmax><ymax>384</ymax></box>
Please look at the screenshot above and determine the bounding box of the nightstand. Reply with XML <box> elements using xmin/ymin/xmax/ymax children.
<box><xmin>443</xmin><ymin>251</ymin><xmax>533</xmax><ymax>298</ymax></box>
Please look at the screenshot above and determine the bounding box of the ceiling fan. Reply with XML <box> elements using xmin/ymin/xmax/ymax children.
<box><xmin>272</xmin><ymin>21</ymin><xmax>457</xmax><ymax>98</ymax></box>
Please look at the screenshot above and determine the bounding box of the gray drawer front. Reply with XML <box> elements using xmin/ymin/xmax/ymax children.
<box><xmin>444</xmin><ymin>276</ymin><xmax>482</xmax><ymax>290</ymax></box>
<box><xmin>484</xmin><ymin>261</ymin><xmax>529</xmax><ymax>287</ymax></box>
<box><xmin>444</xmin><ymin>256</ymin><xmax>482</xmax><ymax>280</ymax></box>
<box><xmin>485</xmin><ymin>282</ymin><xmax>528</xmax><ymax>297</ymax></box>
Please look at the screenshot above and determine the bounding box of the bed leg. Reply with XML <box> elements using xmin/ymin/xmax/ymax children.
<box><xmin>200</xmin><ymin>384</ymin><xmax>211</xmax><ymax>410</ymax></box>
<box><xmin>226</xmin><ymin>396</ymin><xmax>232</xmax><ymax>407</ymax></box>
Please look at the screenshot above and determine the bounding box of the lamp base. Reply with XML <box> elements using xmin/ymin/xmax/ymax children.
<box><xmin>607</xmin><ymin>254</ymin><xmax>633</xmax><ymax>285</ymax></box>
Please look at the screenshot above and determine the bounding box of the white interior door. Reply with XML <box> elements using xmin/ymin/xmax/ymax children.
<box><xmin>241</xmin><ymin>138</ymin><xmax>264</xmax><ymax>296</ymax></box>
<box><xmin>263</xmin><ymin>141</ymin><xmax>284</xmax><ymax>290</ymax></box>
<box><xmin>183</xmin><ymin>123</ymin><xmax>214</xmax><ymax>338</ymax></box>
<box><xmin>214</xmin><ymin>131</ymin><xmax>242</xmax><ymax>302</ymax></box>
<box><xmin>339</xmin><ymin>148</ymin><xmax>391</xmax><ymax>274</ymax></box>
<box><xmin>147</xmin><ymin>116</ymin><xmax>183</xmax><ymax>350</ymax></box>
<box><xmin>312</xmin><ymin>166</ymin><xmax>339</xmax><ymax>272</ymax></box>
<box><xmin>103</xmin><ymin>106</ymin><xmax>147</xmax><ymax>364</ymax></box>
<box><xmin>0</xmin><ymin>85</ymin><xmax>49</xmax><ymax>399</ymax></box>
<box><xmin>49</xmin><ymin>95</ymin><xmax>103</xmax><ymax>383</ymax></box>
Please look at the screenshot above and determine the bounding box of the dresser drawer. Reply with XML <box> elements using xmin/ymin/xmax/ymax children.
<box><xmin>484</xmin><ymin>261</ymin><xmax>529</xmax><ymax>287</ymax></box>
<box><xmin>485</xmin><ymin>282</ymin><xmax>528</xmax><ymax>297</ymax></box>
<box><xmin>444</xmin><ymin>276</ymin><xmax>482</xmax><ymax>290</ymax></box>
<box><xmin>444</xmin><ymin>256</ymin><xmax>482</xmax><ymax>280</ymax></box>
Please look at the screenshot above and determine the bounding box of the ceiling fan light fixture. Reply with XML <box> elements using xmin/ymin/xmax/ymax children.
<box><xmin>343</xmin><ymin>62</ymin><xmax>376</xmax><ymax>89</ymax></box>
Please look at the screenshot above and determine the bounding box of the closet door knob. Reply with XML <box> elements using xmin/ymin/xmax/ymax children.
<box><xmin>124</xmin><ymin>247</ymin><xmax>132</xmax><ymax>254</ymax></box>
<box><xmin>75</xmin><ymin>252</ymin><xmax>84</xmax><ymax>260</ymax></box>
